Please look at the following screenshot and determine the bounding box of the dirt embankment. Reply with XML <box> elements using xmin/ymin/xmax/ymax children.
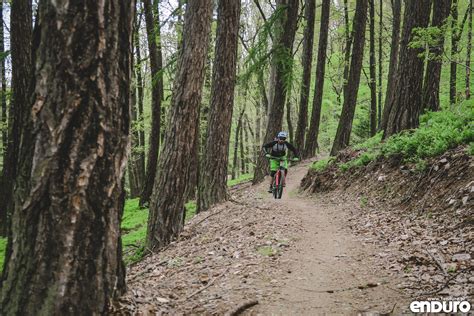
<box><xmin>301</xmin><ymin>146</ymin><xmax>473</xmax><ymax>299</ymax></box>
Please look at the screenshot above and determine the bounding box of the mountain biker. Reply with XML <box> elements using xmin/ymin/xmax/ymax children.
<box><xmin>262</xmin><ymin>131</ymin><xmax>300</xmax><ymax>193</ymax></box>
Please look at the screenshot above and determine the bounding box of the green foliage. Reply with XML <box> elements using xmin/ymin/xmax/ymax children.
<box><xmin>469</xmin><ymin>142</ymin><xmax>474</xmax><ymax>155</ymax></box>
<box><xmin>227</xmin><ymin>173</ymin><xmax>253</xmax><ymax>186</ymax></box>
<box><xmin>310</xmin><ymin>157</ymin><xmax>335</xmax><ymax>171</ymax></box>
<box><xmin>0</xmin><ymin>237</ymin><xmax>6</xmax><ymax>269</ymax></box>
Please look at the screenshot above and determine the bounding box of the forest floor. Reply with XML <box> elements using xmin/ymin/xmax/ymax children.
<box><xmin>113</xmin><ymin>159</ymin><xmax>470</xmax><ymax>315</ymax></box>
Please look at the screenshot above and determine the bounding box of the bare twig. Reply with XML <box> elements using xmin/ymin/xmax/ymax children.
<box><xmin>425</xmin><ymin>248</ymin><xmax>448</xmax><ymax>276</ymax></box>
<box><xmin>225</xmin><ymin>300</ymin><xmax>259</xmax><ymax>316</ymax></box>
<box><xmin>184</xmin><ymin>268</ymin><xmax>229</xmax><ymax>300</ymax></box>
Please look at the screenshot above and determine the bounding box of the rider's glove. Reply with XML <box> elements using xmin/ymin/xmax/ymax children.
<box><xmin>265</xmin><ymin>154</ymin><xmax>271</xmax><ymax>158</ymax></box>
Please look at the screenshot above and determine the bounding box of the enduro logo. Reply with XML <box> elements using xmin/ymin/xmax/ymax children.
<box><xmin>410</xmin><ymin>300</ymin><xmax>471</xmax><ymax>313</ymax></box>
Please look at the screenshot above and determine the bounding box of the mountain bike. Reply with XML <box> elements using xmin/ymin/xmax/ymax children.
<box><xmin>265</xmin><ymin>155</ymin><xmax>299</xmax><ymax>199</ymax></box>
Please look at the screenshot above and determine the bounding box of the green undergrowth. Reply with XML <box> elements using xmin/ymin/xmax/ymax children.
<box><xmin>227</xmin><ymin>173</ymin><xmax>253</xmax><ymax>186</ymax></box>
<box><xmin>122</xmin><ymin>198</ymin><xmax>197</xmax><ymax>264</ymax></box>
<box><xmin>314</xmin><ymin>107</ymin><xmax>474</xmax><ymax>173</ymax></box>
<box><xmin>0</xmin><ymin>237</ymin><xmax>6</xmax><ymax>269</ymax></box>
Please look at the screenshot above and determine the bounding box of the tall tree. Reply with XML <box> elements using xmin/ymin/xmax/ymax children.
<box><xmin>294</xmin><ymin>0</ymin><xmax>316</xmax><ymax>151</ymax></box>
<box><xmin>450</xmin><ymin>0</ymin><xmax>470</xmax><ymax>104</ymax></box>
<box><xmin>422</xmin><ymin>0</ymin><xmax>451</xmax><ymax>111</ymax></box>
<box><xmin>140</xmin><ymin>0</ymin><xmax>164</xmax><ymax>207</ymax></box>
<box><xmin>379</xmin><ymin>0</ymin><xmax>401</xmax><ymax>131</ymax></box>
<box><xmin>304</xmin><ymin>0</ymin><xmax>330</xmax><ymax>158</ymax></box>
<box><xmin>342</xmin><ymin>0</ymin><xmax>353</xmax><ymax>99</ymax></box>
<box><xmin>466</xmin><ymin>0</ymin><xmax>473</xmax><ymax>99</ymax></box>
<box><xmin>377</xmin><ymin>0</ymin><xmax>383</xmax><ymax>127</ymax></box>
<box><xmin>0</xmin><ymin>1</ymin><xmax>134</xmax><ymax>314</ymax></box>
<box><xmin>146</xmin><ymin>0</ymin><xmax>212</xmax><ymax>251</ymax></box>
<box><xmin>384</xmin><ymin>0</ymin><xmax>432</xmax><ymax>138</ymax></box>
<box><xmin>369</xmin><ymin>0</ymin><xmax>377</xmax><ymax>136</ymax></box>
<box><xmin>0</xmin><ymin>0</ymin><xmax>6</xmax><ymax>164</ymax></box>
<box><xmin>0</xmin><ymin>0</ymin><xmax>33</xmax><ymax>236</ymax></box>
<box><xmin>198</xmin><ymin>0</ymin><xmax>241</xmax><ymax>213</ymax></box>
<box><xmin>252</xmin><ymin>0</ymin><xmax>299</xmax><ymax>183</ymax></box>
<box><xmin>331</xmin><ymin>0</ymin><xmax>369</xmax><ymax>155</ymax></box>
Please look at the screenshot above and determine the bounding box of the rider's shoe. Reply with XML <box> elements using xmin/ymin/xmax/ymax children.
<box><xmin>268</xmin><ymin>186</ymin><xmax>273</xmax><ymax>193</ymax></box>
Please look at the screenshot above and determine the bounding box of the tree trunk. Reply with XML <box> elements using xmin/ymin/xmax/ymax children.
<box><xmin>140</xmin><ymin>0</ymin><xmax>164</xmax><ymax>207</ymax></box>
<box><xmin>342</xmin><ymin>0</ymin><xmax>353</xmax><ymax>99</ymax></box>
<box><xmin>369</xmin><ymin>0</ymin><xmax>377</xmax><ymax>136</ymax></box>
<box><xmin>294</xmin><ymin>0</ymin><xmax>316</xmax><ymax>151</ymax></box>
<box><xmin>377</xmin><ymin>0</ymin><xmax>383</xmax><ymax>127</ymax></box>
<box><xmin>422</xmin><ymin>0</ymin><xmax>451</xmax><ymax>111</ymax></box>
<box><xmin>286</xmin><ymin>88</ymin><xmax>294</xmax><ymax>143</ymax></box>
<box><xmin>450</xmin><ymin>0</ymin><xmax>459</xmax><ymax>104</ymax></box>
<box><xmin>232</xmin><ymin>109</ymin><xmax>245</xmax><ymax>180</ymax></box>
<box><xmin>330</xmin><ymin>0</ymin><xmax>369</xmax><ymax>155</ymax></box>
<box><xmin>304</xmin><ymin>0</ymin><xmax>330</xmax><ymax>158</ymax></box>
<box><xmin>135</xmin><ymin>26</ymin><xmax>146</xmax><ymax>183</ymax></box>
<box><xmin>0</xmin><ymin>0</ymin><xmax>33</xmax><ymax>236</ymax></box>
<box><xmin>253</xmin><ymin>0</ymin><xmax>299</xmax><ymax>184</ymax></box>
<box><xmin>466</xmin><ymin>0</ymin><xmax>472</xmax><ymax>99</ymax></box>
<box><xmin>146</xmin><ymin>0</ymin><xmax>212</xmax><ymax>251</ymax></box>
<box><xmin>384</xmin><ymin>0</ymin><xmax>432</xmax><ymax>138</ymax></box>
<box><xmin>0</xmin><ymin>1</ymin><xmax>134</xmax><ymax>314</ymax></box>
<box><xmin>379</xmin><ymin>0</ymin><xmax>401</xmax><ymax>131</ymax></box>
<box><xmin>240</xmin><ymin>113</ymin><xmax>245</xmax><ymax>175</ymax></box>
<box><xmin>0</xmin><ymin>0</ymin><xmax>6</xmax><ymax>166</ymax></box>
<box><xmin>196</xmin><ymin>0</ymin><xmax>240</xmax><ymax>212</ymax></box>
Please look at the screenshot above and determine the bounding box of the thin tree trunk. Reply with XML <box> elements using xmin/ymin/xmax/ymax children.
<box><xmin>129</xmin><ymin>47</ymin><xmax>141</xmax><ymax>198</ymax></box>
<box><xmin>379</xmin><ymin>0</ymin><xmax>401</xmax><ymax>131</ymax></box>
<box><xmin>294</xmin><ymin>0</ymin><xmax>316</xmax><ymax>150</ymax></box>
<box><xmin>253</xmin><ymin>0</ymin><xmax>299</xmax><ymax>184</ymax></box>
<box><xmin>342</xmin><ymin>0</ymin><xmax>353</xmax><ymax>99</ymax></box>
<box><xmin>135</xmin><ymin>28</ymin><xmax>146</xmax><ymax>182</ymax></box>
<box><xmin>369</xmin><ymin>0</ymin><xmax>377</xmax><ymax>136</ymax></box>
<box><xmin>304</xmin><ymin>0</ymin><xmax>330</xmax><ymax>158</ymax></box>
<box><xmin>0</xmin><ymin>0</ymin><xmax>32</xmax><ymax>236</ymax></box>
<box><xmin>330</xmin><ymin>0</ymin><xmax>369</xmax><ymax>155</ymax></box>
<box><xmin>0</xmin><ymin>0</ymin><xmax>6</xmax><ymax>165</ymax></box>
<box><xmin>384</xmin><ymin>0</ymin><xmax>432</xmax><ymax>138</ymax></box>
<box><xmin>146</xmin><ymin>0</ymin><xmax>212</xmax><ymax>251</ymax></box>
<box><xmin>140</xmin><ymin>0</ymin><xmax>164</xmax><ymax>207</ymax></box>
<box><xmin>377</xmin><ymin>0</ymin><xmax>383</xmax><ymax>127</ymax></box>
<box><xmin>422</xmin><ymin>0</ymin><xmax>451</xmax><ymax>111</ymax></box>
<box><xmin>0</xmin><ymin>2</ymin><xmax>134</xmax><ymax>313</ymax></box>
<box><xmin>240</xmin><ymin>113</ymin><xmax>245</xmax><ymax>175</ymax></box>
<box><xmin>286</xmin><ymin>88</ymin><xmax>294</xmax><ymax>144</ymax></box>
<box><xmin>232</xmin><ymin>109</ymin><xmax>245</xmax><ymax>180</ymax></box>
<box><xmin>466</xmin><ymin>0</ymin><xmax>472</xmax><ymax>99</ymax></box>
<box><xmin>450</xmin><ymin>0</ymin><xmax>459</xmax><ymax>104</ymax></box>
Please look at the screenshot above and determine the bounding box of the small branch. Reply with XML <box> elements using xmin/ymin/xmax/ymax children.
<box><xmin>425</xmin><ymin>248</ymin><xmax>448</xmax><ymax>276</ymax></box>
<box><xmin>184</xmin><ymin>268</ymin><xmax>229</xmax><ymax>300</ymax></box>
<box><xmin>225</xmin><ymin>300</ymin><xmax>259</xmax><ymax>316</ymax></box>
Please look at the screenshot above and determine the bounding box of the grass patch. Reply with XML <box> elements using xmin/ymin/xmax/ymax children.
<box><xmin>324</xmin><ymin>107</ymin><xmax>474</xmax><ymax>172</ymax></box>
<box><xmin>227</xmin><ymin>173</ymin><xmax>253</xmax><ymax>186</ymax></box>
<box><xmin>0</xmin><ymin>237</ymin><xmax>6</xmax><ymax>269</ymax></box>
<box><xmin>310</xmin><ymin>157</ymin><xmax>335</xmax><ymax>171</ymax></box>
<box><xmin>257</xmin><ymin>245</ymin><xmax>278</xmax><ymax>256</ymax></box>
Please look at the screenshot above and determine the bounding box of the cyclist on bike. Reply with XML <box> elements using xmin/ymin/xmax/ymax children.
<box><xmin>262</xmin><ymin>131</ymin><xmax>300</xmax><ymax>193</ymax></box>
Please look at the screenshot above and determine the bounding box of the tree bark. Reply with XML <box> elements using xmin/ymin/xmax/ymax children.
<box><xmin>253</xmin><ymin>0</ymin><xmax>299</xmax><ymax>184</ymax></box>
<box><xmin>466</xmin><ymin>0</ymin><xmax>472</xmax><ymax>99</ymax></box>
<box><xmin>377</xmin><ymin>0</ymin><xmax>383</xmax><ymax>127</ymax></box>
<box><xmin>140</xmin><ymin>0</ymin><xmax>164</xmax><ymax>207</ymax></box>
<box><xmin>135</xmin><ymin>25</ymin><xmax>146</xmax><ymax>183</ymax></box>
<box><xmin>450</xmin><ymin>0</ymin><xmax>459</xmax><ymax>104</ymax></box>
<box><xmin>304</xmin><ymin>0</ymin><xmax>330</xmax><ymax>158</ymax></box>
<box><xmin>0</xmin><ymin>0</ymin><xmax>33</xmax><ymax>236</ymax></box>
<box><xmin>422</xmin><ymin>0</ymin><xmax>451</xmax><ymax>111</ymax></box>
<box><xmin>196</xmin><ymin>0</ymin><xmax>240</xmax><ymax>212</ymax></box>
<box><xmin>0</xmin><ymin>1</ymin><xmax>134</xmax><ymax>314</ymax></box>
<box><xmin>0</xmin><ymin>0</ymin><xmax>6</xmax><ymax>166</ymax></box>
<box><xmin>384</xmin><ymin>0</ymin><xmax>431</xmax><ymax>138</ymax></box>
<box><xmin>342</xmin><ymin>0</ymin><xmax>353</xmax><ymax>99</ymax></box>
<box><xmin>146</xmin><ymin>0</ymin><xmax>212</xmax><ymax>251</ymax></box>
<box><xmin>330</xmin><ymin>0</ymin><xmax>368</xmax><ymax>155</ymax></box>
<box><xmin>232</xmin><ymin>109</ymin><xmax>245</xmax><ymax>180</ymax></box>
<box><xmin>379</xmin><ymin>0</ymin><xmax>401</xmax><ymax>131</ymax></box>
<box><xmin>369</xmin><ymin>0</ymin><xmax>377</xmax><ymax>136</ymax></box>
<box><xmin>294</xmin><ymin>0</ymin><xmax>316</xmax><ymax>151</ymax></box>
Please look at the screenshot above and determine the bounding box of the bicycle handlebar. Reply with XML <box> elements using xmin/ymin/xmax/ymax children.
<box><xmin>265</xmin><ymin>154</ymin><xmax>300</xmax><ymax>162</ymax></box>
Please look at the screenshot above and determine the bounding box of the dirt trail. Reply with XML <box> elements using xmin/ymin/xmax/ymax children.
<box><xmin>251</xmin><ymin>162</ymin><xmax>409</xmax><ymax>315</ymax></box>
<box><xmin>117</xmin><ymin>161</ymin><xmax>412</xmax><ymax>315</ymax></box>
